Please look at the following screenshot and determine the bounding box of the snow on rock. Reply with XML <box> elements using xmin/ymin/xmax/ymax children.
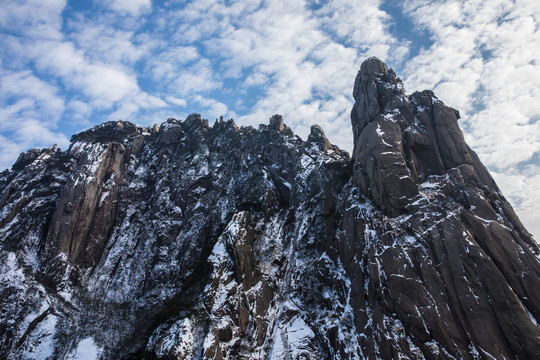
<box><xmin>0</xmin><ymin>59</ymin><xmax>539</xmax><ymax>359</ymax></box>
<box><xmin>65</xmin><ymin>338</ymin><xmax>101</xmax><ymax>360</ymax></box>
<box><xmin>20</xmin><ymin>314</ymin><xmax>58</xmax><ymax>360</ymax></box>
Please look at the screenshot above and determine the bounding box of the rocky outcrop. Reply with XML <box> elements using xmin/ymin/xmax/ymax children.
<box><xmin>344</xmin><ymin>57</ymin><xmax>540</xmax><ymax>359</ymax></box>
<box><xmin>307</xmin><ymin>125</ymin><xmax>333</xmax><ymax>151</ymax></box>
<box><xmin>0</xmin><ymin>58</ymin><xmax>539</xmax><ymax>359</ymax></box>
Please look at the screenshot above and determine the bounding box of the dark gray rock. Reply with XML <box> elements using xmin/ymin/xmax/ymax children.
<box><xmin>71</xmin><ymin>120</ymin><xmax>139</xmax><ymax>143</ymax></box>
<box><xmin>343</xmin><ymin>57</ymin><xmax>540</xmax><ymax>360</ymax></box>
<box><xmin>157</xmin><ymin>122</ymin><xmax>183</xmax><ymax>147</ymax></box>
<box><xmin>182</xmin><ymin>113</ymin><xmax>203</xmax><ymax>131</ymax></box>
<box><xmin>0</xmin><ymin>57</ymin><xmax>539</xmax><ymax>360</ymax></box>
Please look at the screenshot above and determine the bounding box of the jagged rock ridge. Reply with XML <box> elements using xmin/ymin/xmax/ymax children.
<box><xmin>0</xmin><ymin>58</ymin><xmax>539</xmax><ymax>359</ymax></box>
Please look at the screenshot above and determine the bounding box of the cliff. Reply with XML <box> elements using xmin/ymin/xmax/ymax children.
<box><xmin>0</xmin><ymin>58</ymin><xmax>539</xmax><ymax>359</ymax></box>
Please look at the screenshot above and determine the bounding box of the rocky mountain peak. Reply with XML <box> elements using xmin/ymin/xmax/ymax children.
<box><xmin>351</xmin><ymin>57</ymin><xmax>492</xmax><ymax>218</ymax></box>
<box><xmin>0</xmin><ymin>58</ymin><xmax>539</xmax><ymax>359</ymax></box>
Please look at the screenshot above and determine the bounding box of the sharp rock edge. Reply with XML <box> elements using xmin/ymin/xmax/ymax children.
<box><xmin>1</xmin><ymin>58</ymin><xmax>539</xmax><ymax>360</ymax></box>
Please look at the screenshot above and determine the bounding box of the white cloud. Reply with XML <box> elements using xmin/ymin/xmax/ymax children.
<box><xmin>15</xmin><ymin>119</ymin><xmax>69</xmax><ymax>147</ymax></box>
<box><xmin>0</xmin><ymin>70</ymin><xmax>69</xmax><ymax>169</ymax></box>
<box><xmin>0</xmin><ymin>64</ymin><xmax>69</xmax><ymax>170</ymax></box>
<box><xmin>0</xmin><ymin>70</ymin><xmax>65</xmax><ymax>128</ymax></box>
<box><xmin>78</xmin><ymin>66</ymin><xmax>141</xmax><ymax>106</ymax></box>
<box><xmin>24</xmin><ymin>40</ymin><xmax>145</xmax><ymax>109</ymax></box>
<box><xmin>6</xmin><ymin>37</ymin><xmax>168</xmax><ymax>121</ymax></box>
<box><xmin>145</xmin><ymin>46</ymin><xmax>200</xmax><ymax>83</ymax></box>
<box><xmin>66</xmin><ymin>21</ymin><xmax>149</xmax><ymax>66</ymax></box>
<box><xmin>243</xmin><ymin>73</ymin><xmax>269</xmax><ymax>88</ymax></box>
<box><xmin>100</xmin><ymin>0</ymin><xmax>152</xmax><ymax>16</ymax></box>
<box><xmin>0</xmin><ymin>135</ymin><xmax>24</xmax><ymax>170</ymax></box>
<box><xmin>171</xmin><ymin>59</ymin><xmax>222</xmax><ymax>96</ymax></box>
<box><xmin>68</xmin><ymin>100</ymin><xmax>92</xmax><ymax>115</ymax></box>
<box><xmin>166</xmin><ymin>96</ymin><xmax>187</xmax><ymax>107</ymax></box>
<box><xmin>0</xmin><ymin>0</ymin><xmax>65</xmax><ymax>39</ymax></box>
<box><xmin>0</xmin><ymin>117</ymin><xmax>69</xmax><ymax>170</ymax></box>
<box><xmin>66</xmin><ymin>99</ymin><xmax>93</xmax><ymax>126</ymax></box>
<box><xmin>106</xmin><ymin>92</ymin><xmax>167</xmax><ymax>122</ymax></box>
<box><xmin>312</xmin><ymin>0</ymin><xmax>409</xmax><ymax>62</ymax></box>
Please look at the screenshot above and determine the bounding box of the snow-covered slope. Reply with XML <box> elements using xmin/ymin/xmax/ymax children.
<box><xmin>1</xmin><ymin>58</ymin><xmax>539</xmax><ymax>359</ymax></box>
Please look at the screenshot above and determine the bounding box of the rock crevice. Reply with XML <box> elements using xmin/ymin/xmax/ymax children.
<box><xmin>0</xmin><ymin>59</ymin><xmax>539</xmax><ymax>360</ymax></box>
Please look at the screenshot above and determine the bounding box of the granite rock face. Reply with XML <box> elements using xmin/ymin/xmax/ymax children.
<box><xmin>346</xmin><ymin>57</ymin><xmax>540</xmax><ymax>359</ymax></box>
<box><xmin>0</xmin><ymin>58</ymin><xmax>539</xmax><ymax>359</ymax></box>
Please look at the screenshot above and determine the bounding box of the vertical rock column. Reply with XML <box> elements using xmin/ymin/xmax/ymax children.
<box><xmin>350</xmin><ymin>57</ymin><xmax>418</xmax><ymax>216</ymax></box>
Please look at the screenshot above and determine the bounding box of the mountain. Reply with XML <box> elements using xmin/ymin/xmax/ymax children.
<box><xmin>1</xmin><ymin>57</ymin><xmax>539</xmax><ymax>359</ymax></box>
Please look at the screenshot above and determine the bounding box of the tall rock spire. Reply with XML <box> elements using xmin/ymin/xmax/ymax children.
<box><xmin>351</xmin><ymin>57</ymin><xmax>418</xmax><ymax>215</ymax></box>
<box><xmin>343</xmin><ymin>57</ymin><xmax>540</xmax><ymax>359</ymax></box>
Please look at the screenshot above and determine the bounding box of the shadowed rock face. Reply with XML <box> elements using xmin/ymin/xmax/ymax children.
<box><xmin>1</xmin><ymin>58</ymin><xmax>539</xmax><ymax>360</ymax></box>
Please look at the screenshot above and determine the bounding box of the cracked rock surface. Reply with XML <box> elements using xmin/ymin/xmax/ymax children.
<box><xmin>1</xmin><ymin>58</ymin><xmax>539</xmax><ymax>359</ymax></box>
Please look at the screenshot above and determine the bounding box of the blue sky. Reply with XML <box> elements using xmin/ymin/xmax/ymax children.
<box><xmin>1</xmin><ymin>0</ymin><xmax>539</xmax><ymax>239</ymax></box>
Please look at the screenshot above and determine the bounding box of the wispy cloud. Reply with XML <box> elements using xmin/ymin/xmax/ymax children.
<box><xmin>0</xmin><ymin>0</ymin><xmax>65</xmax><ymax>39</ymax></box>
<box><xmin>0</xmin><ymin>70</ymin><xmax>68</xmax><ymax>168</ymax></box>
<box><xmin>66</xmin><ymin>20</ymin><xmax>149</xmax><ymax>66</ymax></box>
<box><xmin>0</xmin><ymin>70</ymin><xmax>64</xmax><ymax>127</ymax></box>
<box><xmin>98</xmin><ymin>0</ymin><xmax>152</xmax><ymax>16</ymax></box>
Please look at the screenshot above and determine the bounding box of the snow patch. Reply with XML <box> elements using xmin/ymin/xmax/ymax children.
<box><xmin>66</xmin><ymin>338</ymin><xmax>101</xmax><ymax>360</ymax></box>
<box><xmin>21</xmin><ymin>314</ymin><xmax>58</xmax><ymax>360</ymax></box>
